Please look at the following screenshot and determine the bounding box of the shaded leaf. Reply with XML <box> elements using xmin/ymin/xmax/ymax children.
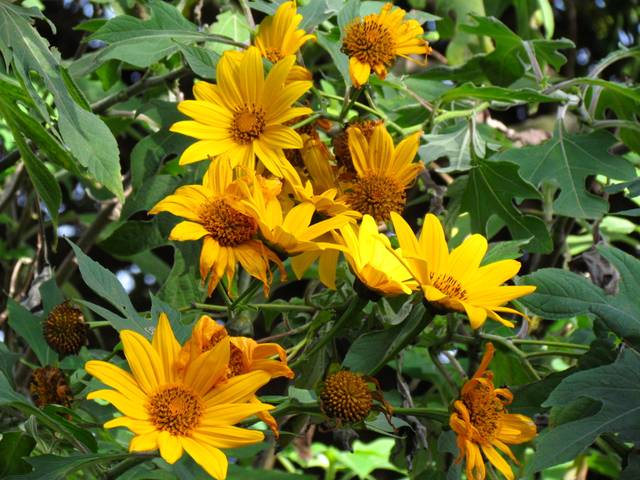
<box><xmin>461</xmin><ymin>159</ymin><xmax>551</xmax><ymax>252</ymax></box>
<box><xmin>0</xmin><ymin>432</ymin><xmax>36</xmax><ymax>476</ymax></box>
<box><xmin>7</xmin><ymin>299</ymin><xmax>57</xmax><ymax>367</ymax></box>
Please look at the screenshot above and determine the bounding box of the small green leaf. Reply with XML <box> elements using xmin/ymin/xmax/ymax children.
<box><xmin>67</xmin><ymin>240</ymin><xmax>151</xmax><ymax>338</ymax></box>
<box><xmin>7</xmin><ymin>299</ymin><xmax>57</xmax><ymax>367</ymax></box>
<box><xmin>0</xmin><ymin>432</ymin><xmax>36</xmax><ymax>476</ymax></box>
<box><xmin>9</xmin><ymin>453</ymin><xmax>131</xmax><ymax>480</ymax></box>
<box><xmin>178</xmin><ymin>44</ymin><xmax>219</xmax><ymax>79</ymax></box>
<box><xmin>439</xmin><ymin>83</ymin><xmax>561</xmax><ymax>103</ymax></box>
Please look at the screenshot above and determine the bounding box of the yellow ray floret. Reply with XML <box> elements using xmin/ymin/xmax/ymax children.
<box><xmin>170</xmin><ymin>46</ymin><xmax>312</xmax><ymax>178</ymax></box>
<box><xmin>176</xmin><ymin>315</ymin><xmax>294</xmax><ymax>436</ymax></box>
<box><xmin>345</xmin><ymin>123</ymin><xmax>423</xmax><ymax>221</ymax></box>
<box><xmin>333</xmin><ymin>214</ymin><xmax>416</xmax><ymax>296</ymax></box>
<box><xmin>148</xmin><ymin>159</ymin><xmax>282</xmax><ymax>296</ymax></box>
<box><xmin>341</xmin><ymin>2</ymin><xmax>432</xmax><ymax>87</ymax></box>
<box><xmin>450</xmin><ymin>344</ymin><xmax>537</xmax><ymax>480</ymax></box>
<box><xmin>255</xmin><ymin>1</ymin><xmax>315</xmax><ymax>63</ymax></box>
<box><xmin>390</xmin><ymin>212</ymin><xmax>536</xmax><ymax>329</ymax></box>
<box><xmin>85</xmin><ymin>314</ymin><xmax>273</xmax><ymax>480</ymax></box>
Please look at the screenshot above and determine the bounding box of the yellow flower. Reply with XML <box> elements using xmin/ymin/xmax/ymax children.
<box><xmin>254</xmin><ymin>1</ymin><xmax>315</xmax><ymax>63</ymax></box>
<box><xmin>170</xmin><ymin>46</ymin><xmax>312</xmax><ymax>178</ymax></box>
<box><xmin>148</xmin><ymin>159</ymin><xmax>281</xmax><ymax>296</ymax></box>
<box><xmin>334</xmin><ymin>214</ymin><xmax>416</xmax><ymax>296</ymax></box>
<box><xmin>241</xmin><ymin>174</ymin><xmax>352</xmax><ymax>256</ymax></box>
<box><xmin>341</xmin><ymin>2</ymin><xmax>432</xmax><ymax>88</ymax></box>
<box><xmin>450</xmin><ymin>343</ymin><xmax>537</xmax><ymax>480</ymax></box>
<box><xmin>85</xmin><ymin>314</ymin><xmax>273</xmax><ymax>480</ymax></box>
<box><xmin>177</xmin><ymin>315</ymin><xmax>293</xmax><ymax>436</ymax></box>
<box><xmin>390</xmin><ymin>212</ymin><xmax>536</xmax><ymax>329</ymax></box>
<box><xmin>346</xmin><ymin>123</ymin><xmax>423</xmax><ymax>221</ymax></box>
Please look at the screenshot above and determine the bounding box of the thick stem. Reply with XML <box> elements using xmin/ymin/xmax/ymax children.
<box><xmin>102</xmin><ymin>455</ymin><xmax>153</xmax><ymax>480</ymax></box>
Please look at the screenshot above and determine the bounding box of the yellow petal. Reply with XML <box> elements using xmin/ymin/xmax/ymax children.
<box><xmin>129</xmin><ymin>431</ymin><xmax>159</xmax><ymax>453</ymax></box>
<box><xmin>203</xmin><ymin>371</ymin><xmax>270</xmax><ymax>406</ymax></box>
<box><xmin>178</xmin><ymin>140</ymin><xmax>231</xmax><ymax>165</ymax></box>
<box><xmin>199</xmin><ymin>403</ymin><xmax>274</xmax><ymax>426</ymax></box>
<box><xmin>192</xmin><ymin>426</ymin><xmax>264</xmax><ymax>449</ymax></box>
<box><xmin>88</xmin><ymin>389</ymin><xmax>149</xmax><ymax>420</ymax></box>
<box><xmin>461</xmin><ymin>302</ymin><xmax>489</xmax><ymax>330</ymax></box>
<box><xmin>158</xmin><ymin>431</ymin><xmax>184</xmax><ymax>465</ymax></box>
<box><xmin>169</xmin><ymin>221</ymin><xmax>209</xmax><ymax>241</ymax></box>
<box><xmin>85</xmin><ymin>360</ymin><xmax>145</xmax><ymax>402</ymax></box>
<box><xmin>481</xmin><ymin>443</ymin><xmax>514</xmax><ymax>480</ymax></box>
<box><xmin>184</xmin><ymin>337</ymin><xmax>230</xmax><ymax>396</ymax></box>
<box><xmin>104</xmin><ymin>416</ymin><xmax>155</xmax><ymax>435</ymax></box>
<box><xmin>151</xmin><ymin>313</ymin><xmax>181</xmax><ymax>384</ymax></box>
<box><xmin>349</xmin><ymin>57</ymin><xmax>370</xmax><ymax>88</ymax></box>
<box><xmin>121</xmin><ymin>330</ymin><xmax>165</xmax><ymax>394</ymax></box>
<box><xmin>181</xmin><ymin>437</ymin><xmax>228</xmax><ymax>480</ymax></box>
<box><xmin>497</xmin><ymin>413</ymin><xmax>537</xmax><ymax>443</ymax></box>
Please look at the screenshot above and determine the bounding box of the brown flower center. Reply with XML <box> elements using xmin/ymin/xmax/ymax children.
<box><xmin>199</xmin><ymin>199</ymin><xmax>257</xmax><ymax>247</ymax></box>
<box><xmin>430</xmin><ymin>273</ymin><xmax>468</xmax><ymax>301</ymax></box>
<box><xmin>342</xmin><ymin>19</ymin><xmax>396</xmax><ymax>67</ymax></box>
<box><xmin>231</xmin><ymin>106</ymin><xmax>266</xmax><ymax>144</ymax></box>
<box><xmin>348</xmin><ymin>173</ymin><xmax>406</xmax><ymax>220</ymax></box>
<box><xmin>43</xmin><ymin>301</ymin><xmax>87</xmax><ymax>356</ymax></box>
<box><xmin>264</xmin><ymin>47</ymin><xmax>282</xmax><ymax>63</ymax></box>
<box><xmin>148</xmin><ymin>385</ymin><xmax>202</xmax><ymax>436</ymax></box>
<box><xmin>30</xmin><ymin>366</ymin><xmax>73</xmax><ymax>408</ymax></box>
<box><xmin>321</xmin><ymin>370</ymin><xmax>372</xmax><ymax>423</ymax></box>
<box><xmin>463</xmin><ymin>382</ymin><xmax>504</xmax><ymax>441</ymax></box>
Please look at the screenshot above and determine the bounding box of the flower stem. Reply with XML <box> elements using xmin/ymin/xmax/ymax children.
<box><xmin>102</xmin><ymin>454</ymin><xmax>153</xmax><ymax>480</ymax></box>
<box><xmin>392</xmin><ymin>407</ymin><xmax>450</xmax><ymax>421</ymax></box>
<box><xmin>290</xmin><ymin>296</ymin><xmax>369</xmax><ymax>369</ymax></box>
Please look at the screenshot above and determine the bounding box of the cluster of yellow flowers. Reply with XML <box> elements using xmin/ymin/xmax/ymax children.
<box><xmin>86</xmin><ymin>314</ymin><xmax>292</xmax><ymax>479</ymax></box>
<box><xmin>87</xmin><ymin>3</ymin><xmax>538</xmax><ymax>480</ymax></box>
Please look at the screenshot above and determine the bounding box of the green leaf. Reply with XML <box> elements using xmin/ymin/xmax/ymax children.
<box><xmin>421</xmin><ymin>122</ymin><xmax>500</xmax><ymax>172</ymax></box>
<box><xmin>439</xmin><ymin>83</ymin><xmax>561</xmax><ymax>103</ymax></box>
<box><xmin>529</xmin><ymin>349</ymin><xmax>640</xmax><ymax>472</ymax></box>
<box><xmin>0</xmin><ymin>2</ymin><xmax>123</xmax><ymax>200</ymax></box>
<box><xmin>343</xmin><ymin>303</ymin><xmax>432</xmax><ymax>375</ymax></box>
<box><xmin>482</xmin><ymin>239</ymin><xmax>530</xmax><ymax>264</ymax></box>
<box><xmin>0</xmin><ymin>432</ymin><xmax>36</xmax><ymax>476</ymax></box>
<box><xmin>494</xmin><ymin>127</ymin><xmax>636</xmax><ymax>219</ymax></box>
<box><xmin>100</xmin><ymin>220</ymin><xmax>166</xmax><ymax>257</ymax></box>
<box><xmin>519</xmin><ymin>245</ymin><xmax>640</xmax><ymax>348</ymax></box>
<box><xmin>178</xmin><ymin>44</ymin><xmax>219</xmax><ymax>80</ymax></box>
<box><xmin>228</xmin><ymin>466</ymin><xmax>316</xmax><ymax>480</ymax></box>
<box><xmin>67</xmin><ymin>240</ymin><xmax>151</xmax><ymax>338</ymax></box>
<box><xmin>208</xmin><ymin>10</ymin><xmax>251</xmax><ymax>56</ymax></box>
<box><xmin>316</xmin><ymin>28</ymin><xmax>351</xmax><ymax>87</ymax></box>
<box><xmin>459</xmin><ymin>15</ymin><xmax>572</xmax><ymax>85</ymax></box>
<box><xmin>9</xmin><ymin>453</ymin><xmax>131</xmax><ymax>480</ymax></box>
<box><xmin>0</xmin><ymin>98</ymin><xmax>62</xmax><ymax>227</ymax></box>
<box><xmin>0</xmin><ymin>343</ymin><xmax>21</xmax><ymax>388</ymax></box>
<box><xmin>7</xmin><ymin>299</ymin><xmax>57</xmax><ymax>367</ymax></box>
<box><xmin>461</xmin><ymin>159</ymin><xmax>552</xmax><ymax>252</ymax></box>
<box><xmin>158</xmin><ymin>242</ymin><xmax>206</xmax><ymax>309</ymax></box>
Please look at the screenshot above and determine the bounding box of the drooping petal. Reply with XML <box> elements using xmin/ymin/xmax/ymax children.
<box><xmin>158</xmin><ymin>431</ymin><xmax>184</xmax><ymax>465</ymax></box>
<box><xmin>181</xmin><ymin>437</ymin><xmax>228</xmax><ymax>480</ymax></box>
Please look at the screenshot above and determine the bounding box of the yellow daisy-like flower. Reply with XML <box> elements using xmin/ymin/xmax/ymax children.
<box><xmin>254</xmin><ymin>1</ymin><xmax>315</xmax><ymax>63</ymax></box>
<box><xmin>334</xmin><ymin>214</ymin><xmax>416</xmax><ymax>296</ymax></box>
<box><xmin>346</xmin><ymin>123</ymin><xmax>423</xmax><ymax>221</ymax></box>
<box><xmin>148</xmin><ymin>159</ymin><xmax>281</xmax><ymax>296</ymax></box>
<box><xmin>170</xmin><ymin>46</ymin><xmax>312</xmax><ymax>178</ymax></box>
<box><xmin>85</xmin><ymin>314</ymin><xmax>273</xmax><ymax>480</ymax></box>
<box><xmin>341</xmin><ymin>2</ymin><xmax>432</xmax><ymax>88</ymax></box>
<box><xmin>241</xmin><ymin>175</ymin><xmax>352</xmax><ymax>256</ymax></box>
<box><xmin>390</xmin><ymin>213</ymin><xmax>536</xmax><ymax>329</ymax></box>
<box><xmin>450</xmin><ymin>343</ymin><xmax>537</xmax><ymax>480</ymax></box>
<box><xmin>177</xmin><ymin>315</ymin><xmax>293</xmax><ymax>436</ymax></box>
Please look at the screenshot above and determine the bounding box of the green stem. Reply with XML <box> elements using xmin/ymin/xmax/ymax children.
<box><xmin>339</xmin><ymin>86</ymin><xmax>363</xmax><ymax>121</ymax></box>
<box><xmin>192</xmin><ymin>303</ymin><xmax>228</xmax><ymax>312</ymax></box>
<box><xmin>513</xmin><ymin>339</ymin><xmax>589</xmax><ymax>350</ymax></box>
<box><xmin>316</xmin><ymin>90</ymin><xmax>404</xmax><ymax>133</ymax></box>
<box><xmin>434</xmin><ymin>102</ymin><xmax>489</xmax><ymax>124</ymax></box>
<box><xmin>429</xmin><ymin>347</ymin><xmax>458</xmax><ymax>398</ymax></box>
<box><xmin>526</xmin><ymin>350</ymin><xmax>584</xmax><ymax>359</ymax></box>
<box><xmin>249</xmin><ymin>303</ymin><xmax>316</xmax><ymax>312</ymax></box>
<box><xmin>478</xmin><ymin>333</ymin><xmax>541</xmax><ymax>381</ymax></box>
<box><xmin>392</xmin><ymin>406</ymin><xmax>449</xmax><ymax>421</ymax></box>
<box><xmin>231</xmin><ymin>279</ymin><xmax>263</xmax><ymax>308</ymax></box>
<box><xmin>102</xmin><ymin>455</ymin><xmax>153</xmax><ymax>480</ymax></box>
<box><xmin>290</xmin><ymin>296</ymin><xmax>368</xmax><ymax>369</ymax></box>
